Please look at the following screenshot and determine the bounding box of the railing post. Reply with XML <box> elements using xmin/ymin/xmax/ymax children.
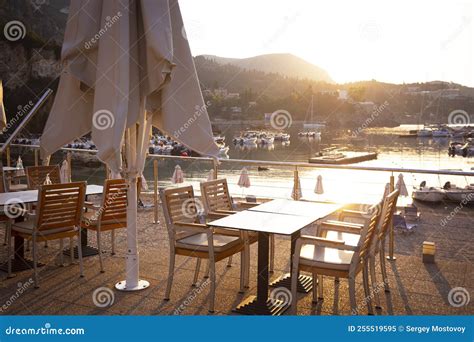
<box><xmin>153</xmin><ymin>159</ymin><xmax>159</xmax><ymax>224</ymax></box>
<box><xmin>212</xmin><ymin>158</ymin><xmax>218</xmax><ymax>180</ymax></box>
<box><xmin>292</xmin><ymin>166</ymin><xmax>301</xmax><ymax>200</ymax></box>
<box><xmin>387</xmin><ymin>173</ymin><xmax>396</xmax><ymax>261</ymax></box>
<box><xmin>34</xmin><ymin>149</ymin><xmax>39</xmax><ymax>166</ymax></box>
<box><xmin>6</xmin><ymin>146</ymin><xmax>10</xmax><ymax>167</ymax></box>
<box><xmin>66</xmin><ymin>152</ymin><xmax>72</xmax><ymax>182</ymax></box>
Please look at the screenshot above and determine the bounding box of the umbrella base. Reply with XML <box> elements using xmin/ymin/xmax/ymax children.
<box><xmin>115</xmin><ymin>279</ymin><xmax>150</xmax><ymax>291</ymax></box>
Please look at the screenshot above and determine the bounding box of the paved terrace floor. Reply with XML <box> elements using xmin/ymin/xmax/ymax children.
<box><xmin>0</xmin><ymin>195</ymin><xmax>472</xmax><ymax>315</ymax></box>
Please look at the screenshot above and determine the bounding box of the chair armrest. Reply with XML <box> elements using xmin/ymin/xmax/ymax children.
<box><xmin>214</xmin><ymin>209</ymin><xmax>237</xmax><ymax>215</ymax></box>
<box><xmin>84</xmin><ymin>201</ymin><xmax>100</xmax><ymax>210</ymax></box>
<box><xmin>235</xmin><ymin>201</ymin><xmax>259</xmax><ymax>209</ymax></box>
<box><xmin>298</xmin><ymin>235</ymin><xmax>346</xmax><ymax>248</ymax></box>
<box><xmin>320</xmin><ymin>220</ymin><xmax>364</xmax><ymax>234</ymax></box>
<box><xmin>338</xmin><ymin>209</ymin><xmax>368</xmax><ymax>220</ymax></box>
<box><xmin>206</xmin><ymin>212</ymin><xmax>230</xmax><ymax>220</ymax></box>
<box><xmin>174</xmin><ymin>221</ymin><xmax>210</xmax><ymax>234</ymax></box>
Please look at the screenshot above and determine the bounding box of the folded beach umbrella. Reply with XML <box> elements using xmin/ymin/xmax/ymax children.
<box><xmin>237</xmin><ymin>167</ymin><xmax>251</xmax><ymax>188</ymax></box>
<box><xmin>396</xmin><ymin>173</ymin><xmax>409</xmax><ymax>196</ymax></box>
<box><xmin>60</xmin><ymin>159</ymin><xmax>71</xmax><ymax>183</ymax></box>
<box><xmin>314</xmin><ymin>174</ymin><xmax>324</xmax><ymax>195</ymax></box>
<box><xmin>291</xmin><ymin>170</ymin><xmax>302</xmax><ymax>200</ymax></box>
<box><xmin>40</xmin><ymin>0</ymin><xmax>219</xmax><ymax>291</ymax></box>
<box><xmin>207</xmin><ymin>169</ymin><xmax>215</xmax><ymax>181</ymax></box>
<box><xmin>0</xmin><ymin>80</ymin><xmax>7</xmax><ymax>130</ymax></box>
<box><xmin>171</xmin><ymin>165</ymin><xmax>184</xmax><ymax>184</ymax></box>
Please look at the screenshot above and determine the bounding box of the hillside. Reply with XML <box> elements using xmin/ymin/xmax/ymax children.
<box><xmin>201</xmin><ymin>53</ymin><xmax>333</xmax><ymax>83</ymax></box>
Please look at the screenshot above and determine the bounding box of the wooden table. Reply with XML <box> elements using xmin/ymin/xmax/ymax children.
<box><xmin>0</xmin><ymin>185</ymin><xmax>103</xmax><ymax>273</ymax></box>
<box><xmin>209</xmin><ymin>200</ymin><xmax>341</xmax><ymax>315</ymax></box>
<box><xmin>248</xmin><ymin>199</ymin><xmax>342</xmax><ymax>293</ymax></box>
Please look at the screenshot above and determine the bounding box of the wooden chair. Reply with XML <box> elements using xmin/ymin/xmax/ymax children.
<box><xmin>0</xmin><ymin>169</ymin><xmax>12</xmax><ymax>245</ymax></box>
<box><xmin>6</xmin><ymin>182</ymin><xmax>87</xmax><ymax>287</ymax></box>
<box><xmin>321</xmin><ymin>190</ymin><xmax>399</xmax><ymax>310</ymax></box>
<box><xmin>161</xmin><ymin>185</ymin><xmax>246</xmax><ymax>313</ymax></box>
<box><xmin>200</xmin><ymin>178</ymin><xmax>275</xmax><ymax>278</ymax></box>
<box><xmin>26</xmin><ymin>165</ymin><xmax>61</xmax><ymax>190</ymax></box>
<box><xmin>290</xmin><ymin>199</ymin><xmax>380</xmax><ymax>315</ymax></box>
<box><xmin>81</xmin><ymin>179</ymin><xmax>127</xmax><ymax>272</ymax></box>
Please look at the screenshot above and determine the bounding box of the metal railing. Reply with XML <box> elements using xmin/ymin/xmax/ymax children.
<box><xmin>4</xmin><ymin>143</ymin><xmax>474</xmax><ymax>261</ymax></box>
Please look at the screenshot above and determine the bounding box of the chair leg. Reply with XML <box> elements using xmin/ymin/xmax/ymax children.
<box><xmin>59</xmin><ymin>239</ymin><xmax>64</xmax><ymax>266</ymax></box>
<box><xmin>44</xmin><ymin>240</ymin><xmax>48</xmax><ymax>248</ymax></box>
<box><xmin>77</xmin><ymin>232</ymin><xmax>84</xmax><ymax>278</ymax></box>
<box><xmin>269</xmin><ymin>234</ymin><xmax>275</xmax><ymax>273</ymax></box>
<box><xmin>290</xmin><ymin>255</ymin><xmax>299</xmax><ymax>315</ymax></box>
<box><xmin>33</xmin><ymin>236</ymin><xmax>39</xmax><ymax>288</ymax></box>
<box><xmin>312</xmin><ymin>272</ymin><xmax>318</xmax><ymax>303</ymax></box>
<box><xmin>209</xmin><ymin>260</ymin><xmax>216</xmax><ymax>313</ymax></box>
<box><xmin>203</xmin><ymin>260</ymin><xmax>210</xmax><ymax>279</ymax></box>
<box><xmin>96</xmin><ymin>230</ymin><xmax>104</xmax><ymax>273</ymax></box>
<box><xmin>226</xmin><ymin>255</ymin><xmax>233</xmax><ymax>268</ymax></box>
<box><xmin>370</xmin><ymin>255</ymin><xmax>382</xmax><ymax>309</ymax></box>
<box><xmin>239</xmin><ymin>251</ymin><xmax>245</xmax><ymax>293</ymax></box>
<box><xmin>244</xmin><ymin>244</ymin><xmax>250</xmax><ymax>288</ymax></box>
<box><xmin>164</xmin><ymin>252</ymin><xmax>175</xmax><ymax>300</ymax></box>
<box><xmin>379</xmin><ymin>250</ymin><xmax>390</xmax><ymax>292</ymax></box>
<box><xmin>349</xmin><ymin>276</ymin><xmax>357</xmax><ymax>315</ymax></box>
<box><xmin>111</xmin><ymin>230</ymin><xmax>116</xmax><ymax>255</ymax></box>
<box><xmin>6</xmin><ymin>223</ymin><xmax>13</xmax><ymax>278</ymax></box>
<box><xmin>318</xmin><ymin>275</ymin><xmax>324</xmax><ymax>299</ymax></box>
<box><xmin>192</xmin><ymin>258</ymin><xmax>201</xmax><ymax>286</ymax></box>
<box><xmin>363</xmin><ymin>262</ymin><xmax>374</xmax><ymax>315</ymax></box>
<box><xmin>69</xmin><ymin>238</ymin><xmax>74</xmax><ymax>265</ymax></box>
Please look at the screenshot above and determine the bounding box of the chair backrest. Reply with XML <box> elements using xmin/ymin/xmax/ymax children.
<box><xmin>99</xmin><ymin>179</ymin><xmax>127</xmax><ymax>224</ymax></box>
<box><xmin>26</xmin><ymin>165</ymin><xmax>61</xmax><ymax>190</ymax></box>
<box><xmin>376</xmin><ymin>189</ymin><xmax>400</xmax><ymax>243</ymax></box>
<box><xmin>200</xmin><ymin>179</ymin><xmax>233</xmax><ymax>213</ymax></box>
<box><xmin>35</xmin><ymin>182</ymin><xmax>86</xmax><ymax>232</ymax></box>
<box><xmin>351</xmin><ymin>205</ymin><xmax>380</xmax><ymax>269</ymax></box>
<box><xmin>161</xmin><ymin>185</ymin><xmax>200</xmax><ymax>241</ymax></box>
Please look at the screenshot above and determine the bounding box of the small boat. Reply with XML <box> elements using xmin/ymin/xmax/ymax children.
<box><xmin>274</xmin><ymin>133</ymin><xmax>290</xmax><ymax>141</ymax></box>
<box><xmin>412</xmin><ymin>181</ymin><xmax>445</xmax><ymax>203</ymax></box>
<box><xmin>259</xmin><ymin>134</ymin><xmax>274</xmax><ymax>144</ymax></box>
<box><xmin>417</xmin><ymin>128</ymin><xmax>432</xmax><ymax>137</ymax></box>
<box><xmin>443</xmin><ymin>182</ymin><xmax>474</xmax><ymax>202</ymax></box>
<box><xmin>432</xmin><ymin>128</ymin><xmax>451</xmax><ymax>138</ymax></box>
<box><xmin>243</xmin><ymin>136</ymin><xmax>257</xmax><ymax>144</ymax></box>
<box><xmin>214</xmin><ymin>136</ymin><xmax>225</xmax><ymax>144</ymax></box>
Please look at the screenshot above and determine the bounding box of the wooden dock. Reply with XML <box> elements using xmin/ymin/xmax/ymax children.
<box><xmin>309</xmin><ymin>152</ymin><xmax>378</xmax><ymax>165</ymax></box>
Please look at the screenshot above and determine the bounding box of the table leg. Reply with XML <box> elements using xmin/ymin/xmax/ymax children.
<box><xmin>0</xmin><ymin>235</ymin><xmax>44</xmax><ymax>273</ymax></box>
<box><xmin>233</xmin><ymin>232</ymin><xmax>289</xmax><ymax>315</ymax></box>
<box><xmin>270</xmin><ymin>230</ymin><xmax>313</xmax><ymax>293</ymax></box>
<box><xmin>63</xmin><ymin>227</ymin><xmax>99</xmax><ymax>258</ymax></box>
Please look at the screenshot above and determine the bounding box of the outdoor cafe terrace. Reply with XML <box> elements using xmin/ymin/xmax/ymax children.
<box><xmin>0</xmin><ymin>153</ymin><xmax>473</xmax><ymax>316</ymax></box>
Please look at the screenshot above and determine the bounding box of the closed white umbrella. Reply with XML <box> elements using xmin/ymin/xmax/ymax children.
<box><xmin>171</xmin><ymin>165</ymin><xmax>184</xmax><ymax>184</ymax></box>
<box><xmin>207</xmin><ymin>169</ymin><xmax>215</xmax><ymax>181</ymax></box>
<box><xmin>0</xmin><ymin>80</ymin><xmax>7</xmax><ymax>130</ymax></box>
<box><xmin>60</xmin><ymin>159</ymin><xmax>71</xmax><ymax>183</ymax></box>
<box><xmin>314</xmin><ymin>174</ymin><xmax>324</xmax><ymax>195</ymax></box>
<box><xmin>40</xmin><ymin>0</ymin><xmax>219</xmax><ymax>291</ymax></box>
<box><xmin>237</xmin><ymin>168</ymin><xmax>251</xmax><ymax>188</ymax></box>
<box><xmin>291</xmin><ymin>170</ymin><xmax>302</xmax><ymax>200</ymax></box>
<box><xmin>396</xmin><ymin>173</ymin><xmax>409</xmax><ymax>196</ymax></box>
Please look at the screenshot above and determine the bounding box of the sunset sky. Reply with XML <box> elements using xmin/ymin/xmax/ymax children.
<box><xmin>180</xmin><ymin>0</ymin><xmax>473</xmax><ymax>86</ymax></box>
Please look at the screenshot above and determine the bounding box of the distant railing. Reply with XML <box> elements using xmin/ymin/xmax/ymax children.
<box><xmin>4</xmin><ymin>143</ymin><xmax>474</xmax><ymax>261</ymax></box>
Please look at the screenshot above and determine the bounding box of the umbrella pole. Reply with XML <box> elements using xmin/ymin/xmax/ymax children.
<box><xmin>115</xmin><ymin>175</ymin><xmax>150</xmax><ymax>291</ymax></box>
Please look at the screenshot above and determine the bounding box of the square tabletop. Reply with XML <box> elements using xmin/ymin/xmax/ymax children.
<box><xmin>248</xmin><ymin>198</ymin><xmax>341</xmax><ymax>219</ymax></box>
<box><xmin>209</xmin><ymin>210</ymin><xmax>319</xmax><ymax>235</ymax></box>
<box><xmin>0</xmin><ymin>184</ymin><xmax>104</xmax><ymax>206</ymax></box>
